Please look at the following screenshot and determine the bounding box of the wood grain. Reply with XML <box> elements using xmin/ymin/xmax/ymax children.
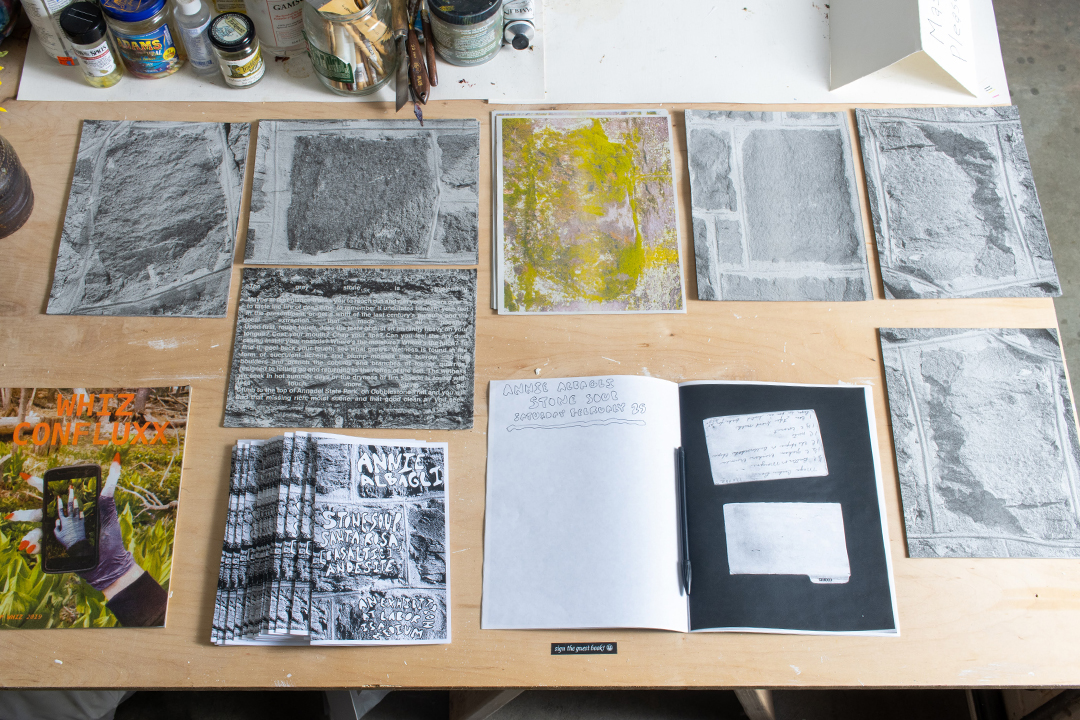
<box><xmin>0</xmin><ymin>65</ymin><xmax>1074</xmax><ymax>688</ymax></box>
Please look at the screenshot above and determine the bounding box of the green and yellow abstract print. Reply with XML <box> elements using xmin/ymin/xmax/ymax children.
<box><xmin>498</xmin><ymin>112</ymin><xmax>684</xmax><ymax>313</ymax></box>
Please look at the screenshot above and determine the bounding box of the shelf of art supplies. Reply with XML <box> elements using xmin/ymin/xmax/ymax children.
<box><xmin>3</xmin><ymin>28</ymin><xmax>1078</xmax><ymax>690</ymax></box>
<box><xmin>18</xmin><ymin>0</ymin><xmax>1010</xmax><ymax>105</ymax></box>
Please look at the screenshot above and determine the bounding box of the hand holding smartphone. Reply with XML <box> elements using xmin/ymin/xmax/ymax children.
<box><xmin>41</xmin><ymin>464</ymin><xmax>101</xmax><ymax>574</ymax></box>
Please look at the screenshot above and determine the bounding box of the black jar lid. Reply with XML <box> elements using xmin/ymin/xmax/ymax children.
<box><xmin>209</xmin><ymin>12</ymin><xmax>257</xmax><ymax>52</ymax></box>
<box><xmin>59</xmin><ymin>2</ymin><xmax>108</xmax><ymax>46</ymax></box>
<box><xmin>429</xmin><ymin>0</ymin><xmax>501</xmax><ymax>25</ymax></box>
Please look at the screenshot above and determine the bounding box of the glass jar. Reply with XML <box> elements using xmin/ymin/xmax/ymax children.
<box><xmin>428</xmin><ymin>0</ymin><xmax>502</xmax><ymax>67</ymax></box>
<box><xmin>301</xmin><ymin>0</ymin><xmax>396</xmax><ymax>96</ymax></box>
<box><xmin>59</xmin><ymin>2</ymin><xmax>124</xmax><ymax>87</ymax></box>
<box><xmin>101</xmin><ymin>0</ymin><xmax>184</xmax><ymax>78</ymax></box>
<box><xmin>208</xmin><ymin>12</ymin><xmax>266</xmax><ymax>87</ymax></box>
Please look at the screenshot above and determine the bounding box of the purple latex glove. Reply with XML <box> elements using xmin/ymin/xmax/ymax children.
<box><xmin>55</xmin><ymin>488</ymin><xmax>87</xmax><ymax>549</ymax></box>
<box><xmin>77</xmin><ymin>454</ymin><xmax>135</xmax><ymax>591</ymax></box>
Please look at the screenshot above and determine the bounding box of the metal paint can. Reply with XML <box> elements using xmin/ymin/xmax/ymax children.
<box><xmin>428</xmin><ymin>0</ymin><xmax>502</xmax><ymax>67</ymax></box>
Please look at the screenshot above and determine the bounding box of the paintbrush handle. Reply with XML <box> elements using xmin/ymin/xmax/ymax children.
<box><xmin>406</xmin><ymin>23</ymin><xmax>429</xmax><ymax>104</ymax></box>
<box><xmin>421</xmin><ymin>0</ymin><xmax>437</xmax><ymax>87</ymax></box>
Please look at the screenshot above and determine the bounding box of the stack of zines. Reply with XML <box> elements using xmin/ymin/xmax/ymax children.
<box><xmin>212</xmin><ymin>432</ymin><xmax>450</xmax><ymax>646</ymax></box>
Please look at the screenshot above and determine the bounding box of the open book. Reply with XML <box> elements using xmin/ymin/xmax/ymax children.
<box><xmin>482</xmin><ymin>376</ymin><xmax>898</xmax><ymax>635</ymax></box>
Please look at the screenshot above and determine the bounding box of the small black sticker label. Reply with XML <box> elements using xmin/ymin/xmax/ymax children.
<box><xmin>551</xmin><ymin>642</ymin><xmax>617</xmax><ymax>655</ymax></box>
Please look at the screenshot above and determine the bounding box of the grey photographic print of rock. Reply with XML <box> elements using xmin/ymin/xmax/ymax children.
<box><xmin>880</xmin><ymin>327</ymin><xmax>1080</xmax><ymax>558</ymax></box>
<box><xmin>857</xmin><ymin>107</ymin><xmax>1061</xmax><ymax>300</ymax></box>
<box><xmin>685</xmin><ymin>110</ymin><xmax>872</xmax><ymax>302</ymax></box>
<box><xmin>244</xmin><ymin>119</ymin><xmax>480</xmax><ymax>266</ymax></box>
<box><xmin>48</xmin><ymin>120</ymin><xmax>249</xmax><ymax>317</ymax></box>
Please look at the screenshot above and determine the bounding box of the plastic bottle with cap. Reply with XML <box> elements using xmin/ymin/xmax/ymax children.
<box><xmin>101</xmin><ymin>0</ymin><xmax>185</xmax><ymax>78</ymax></box>
<box><xmin>174</xmin><ymin>0</ymin><xmax>218</xmax><ymax>75</ymax></box>
<box><xmin>59</xmin><ymin>2</ymin><xmax>124</xmax><ymax>87</ymax></box>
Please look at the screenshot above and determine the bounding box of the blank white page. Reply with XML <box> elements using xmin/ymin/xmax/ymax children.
<box><xmin>482</xmin><ymin>375</ymin><xmax>687</xmax><ymax>631</ymax></box>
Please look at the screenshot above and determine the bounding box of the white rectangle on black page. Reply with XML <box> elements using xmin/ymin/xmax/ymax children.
<box><xmin>723</xmin><ymin>502</ymin><xmax>850</xmax><ymax>584</ymax></box>
<box><xmin>703</xmin><ymin>409</ymin><xmax>828</xmax><ymax>485</ymax></box>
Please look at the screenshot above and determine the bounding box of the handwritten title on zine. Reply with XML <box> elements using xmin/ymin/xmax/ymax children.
<box><xmin>703</xmin><ymin>409</ymin><xmax>828</xmax><ymax>485</ymax></box>
<box><xmin>318</xmin><ymin>506</ymin><xmax>404</xmax><ymax>579</ymax></box>
<box><xmin>500</xmin><ymin>377</ymin><xmax>648</xmax><ymax>429</ymax></box>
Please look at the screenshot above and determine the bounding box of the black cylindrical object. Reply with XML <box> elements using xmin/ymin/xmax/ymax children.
<box><xmin>0</xmin><ymin>136</ymin><xmax>33</xmax><ymax>238</ymax></box>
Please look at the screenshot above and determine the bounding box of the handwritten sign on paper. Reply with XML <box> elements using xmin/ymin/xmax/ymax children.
<box><xmin>703</xmin><ymin>409</ymin><xmax>828</xmax><ymax>486</ymax></box>
<box><xmin>919</xmin><ymin>0</ymin><xmax>977</xmax><ymax>94</ymax></box>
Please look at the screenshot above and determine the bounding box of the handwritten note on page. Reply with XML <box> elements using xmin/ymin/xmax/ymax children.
<box><xmin>724</xmin><ymin>503</ymin><xmax>851</xmax><ymax>584</ymax></box>
<box><xmin>703</xmin><ymin>409</ymin><xmax>828</xmax><ymax>485</ymax></box>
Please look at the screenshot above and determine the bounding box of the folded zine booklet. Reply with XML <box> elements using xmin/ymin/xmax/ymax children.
<box><xmin>213</xmin><ymin>432</ymin><xmax>449</xmax><ymax>646</ymax></box>
<box><xmin>482</xmin><ymin>376</ymin><xmax>898</xmax><ymax>635</ymax></box>
<box><xmin>0</xmin><ymin>387</ymin><xmax>188</xmax><ymax>629</ymax></box>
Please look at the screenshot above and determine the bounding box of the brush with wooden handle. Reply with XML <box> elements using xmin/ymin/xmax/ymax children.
<box><xmin>421</xmin><ymin>0</ymin><xmax>437</xmax><ymax>87</ymax></box>
<box><xmin>406</xmin><ymin>0</ymin><xmax>430</xmax><ymax>104</ymax></box>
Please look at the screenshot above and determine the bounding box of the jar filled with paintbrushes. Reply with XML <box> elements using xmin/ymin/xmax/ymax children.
<box><xmin>302</xmin><ymin>0</ymin><xmax>397</xmax><ymax>96</ymax></box>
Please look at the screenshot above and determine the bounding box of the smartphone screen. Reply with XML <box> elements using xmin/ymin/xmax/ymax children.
<box><xmin>41</xmin><ymin>464</ymin><xmax>101</xmax><ymax>574</ymax></box>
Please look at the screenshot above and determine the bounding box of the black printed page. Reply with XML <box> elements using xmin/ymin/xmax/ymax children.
<box><xmin>678</xmin><ymin>382</ymin><xmax>898</xmax><ymax>635</ymax></box>
<box><xmin>482</xmin><ymin>375</ymin><xmax>688</xmax><ymax>631</ymax></box>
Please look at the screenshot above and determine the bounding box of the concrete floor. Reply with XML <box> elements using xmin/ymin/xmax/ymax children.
<box><xmin>111</xmin><ymin>688</ymin><xmax>975</xmax><ymax>720</ymax></box>
<box><xmin>996</xmin><ymin>0</ymin><xmax>1080</xmax><ymax>387</ymax></box>
<box><xmin>24</xmin><ymin>3</ymin><xmax>1078</xmax><ymax>720</ymax></box>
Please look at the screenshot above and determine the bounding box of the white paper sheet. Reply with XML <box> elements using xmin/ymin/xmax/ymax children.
<box><xmin>724</xmin><ymin>502</ymin><xmax>851</xmax><ymax>584</ymax></box>
<box><xmin>703</xmin><ymin>409</ymin><xmax>828</xmax><ymax>486</ymax></box>
<box><xmin>540</xmin><ymin>0</ymin><xmax>1008</xmax><ymax>105</ymax></box>
<box><xmin>481</xmin><ymin>375</ymin><xmax>687</xmax><ymax>631</ymax></box>
<box><xmin>18</xmin><ymin>0</ymin><xmax>1007</xmax><ymax>104</ymax></box>
<box><xmin>831</xmin><ymin>0</ymin><xmax>979</xmax><ymax>95</ymax></box>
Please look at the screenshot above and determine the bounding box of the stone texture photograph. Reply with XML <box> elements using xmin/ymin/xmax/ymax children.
<box><xmin>858</xmin><ymin>107</ymin><xmax>1060</xmax><ymax>299</ymax></box>
<box><xmin>880</xmin><ymin>328</ymin><xmax>1080</xmax><ymax>558</ymax></box>
<box><xmin>245</xmin><ymin>119</ymin><xmax>480</xmax><ymax>266</ymax></box>
<box><xmin>686</xmin><ymin>111</ymin><xmax>872</xmax><ymax>302</ymax></box>
<box><xmin>48</xmin><ymin>120</ymin><xmax>248</xmax><ymax>317</ymax></box>
<box><xmin>495</xmin><ymin>110</ymin><xmax>685</xmax><ymax>314</ymax></box>
<box><xmin>224</xmin><ymin>268</ymin><xmax>476</xmax><ymax>430</ymax></box>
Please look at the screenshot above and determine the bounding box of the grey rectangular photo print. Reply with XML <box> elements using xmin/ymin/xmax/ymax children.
<box><xmin>48</xmin><ymin>120</ymin><xmax>248</xmax><ymax>317</ymax></box>
<box><xmin>880</xmin><ymin>328</ymin><xmax>1080</xmax><ymax>558</ymax></box>
<box><xmin>225</xmin><ymin>268</ymin><xmax>476</xmax><ymax>429</ymax></box>
<box><xmin>245</xmin><ymin>119</ymin><xmax>480</xmax><ymax>266</ymax></box>
<box><xmin>858</xmin><ymin>107</ymin><xmax>1060</xmax><ymax>299</ymax></box>
<box><xmin>686</xmin><ymin>111</ymin><xmax>872</xmax><ymax>302</ymax></box>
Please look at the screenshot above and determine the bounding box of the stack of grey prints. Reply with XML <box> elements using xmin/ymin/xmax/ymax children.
<box><xmin>857</xmin><ymin>106</ymin><xmax>1060</xmax><ymax>299</ymax></box>
<box><xmin>49</xmin><ymin>120</ymin><xmax>248</xmax><ymax>317</ymax></box>
<box><xmin>213</xmin><ymin>432</ymin><xmax>449</xmax><ymax>645</ymax></box>
<box><xmin>245</xmin><ymin>119</ymin><xmax>480</xmax><ymax>265</ymax></box>
<box><xmin>686</xmin><ymin>111</ymin><xmax>872</xmax><ymax>302</ymax></box>
<box><xmin>881</xmin><ymin>328</ymin><xmax>1080</xmax><ymax>558</ymax></box>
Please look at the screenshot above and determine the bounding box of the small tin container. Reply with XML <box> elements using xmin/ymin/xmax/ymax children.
<box><xmin>428</xmin><ymin>0</ymin><xmax>502</xmax><ymax>66</ymax></box>
<box><xmin>101</xmin><ymin>0</ymin><xmax>184</xmax><ymax>78</ymax></box>
<box><xmin>208</xmin><ymin>12</ymin><xmax>266</xmax><ymax>87</ymax></box>
<box><xmin>59</xmin><ymin>2</ymin><xmax>124</xmax><ymax>88</ymax></box>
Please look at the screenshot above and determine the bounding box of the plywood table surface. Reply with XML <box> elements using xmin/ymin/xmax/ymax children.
<box><xmin>0</xmin><ymin>52</ymin><xmax>1075</xmax><ymax>690</ymax></box>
